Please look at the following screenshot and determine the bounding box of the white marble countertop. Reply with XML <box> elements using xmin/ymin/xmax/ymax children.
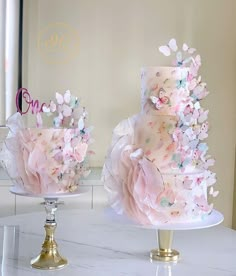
<box><xmin>0</xmin><ymin>209</ymin><xmax>235</xmax><ymax>276</ymax></box>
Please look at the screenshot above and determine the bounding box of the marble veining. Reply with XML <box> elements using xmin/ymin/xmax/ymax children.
<box><xmin>0</xmin><ymin>210</ymin><xmax>236</xmax><ymax>275</ymax></box>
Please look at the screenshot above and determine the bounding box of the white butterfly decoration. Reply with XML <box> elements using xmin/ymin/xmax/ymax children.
<box><xmin>182</xmin><ymin>43</ymin><xmax>196</xmax><ymax>54</ymax></box>
<box><xmin>78</xmin><ymin>116</ymin><xmax>85</xmax><ymax>131</ymax></box>
<box><xmin>42</xmin><ymin>100</ymin><xmax>57</xmax><ymax>114</ymax></box>
<box><xmin>159</xmin><ymin>38</ymin><xmax>178</xmax><ymax>56</ymax></box>
<box><xmin>56</xmin><ymin>90</ymin><xmax>72</xmax><ymax>118</ymax></box>
<box><xmin>204</xmin><ymin>170</ymin><xmax>217</xmax><ymax>186</ymax></box>
<box><xmin>56</xmin><ymin>90</ymin><xmax>71</xmax><ymax>105</ymax></box>
<box><xmin>78</xmin><ymin>109</ymin><xmax>88</xmax><ymax>131</ymax></box>
<box><xmin>192</xmin><ymin>54</ymin><xmax>201</xmax><ymax>69</ymax></box>
<box><xmin>209</xmin><ymin>186</ymin><xmax>219</xmax><ymax>197</ymax></box>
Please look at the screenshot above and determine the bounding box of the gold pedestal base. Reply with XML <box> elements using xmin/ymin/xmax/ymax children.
<box><xmin>150</xmin><ymin>230</ymin><xmax>179</xmax><ymax>262</ymax></box>
<box><xmin>31</xmin><ymin>223</ymin><xmax>67</xmax><ymax>270</ymax></box>
<box><xmin>150</xmin><ymin>248</ymin><xmax>179</xmax><ymax>262</ymax></box>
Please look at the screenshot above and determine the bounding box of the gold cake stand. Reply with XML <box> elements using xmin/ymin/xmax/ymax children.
<box><xmin>105</xmin><ymin>207</ymin><xmax>224</xmax><ymax>263</ymax></box>
<box><xmin>149</xmin><ymin>211</ymin><xmax>224</xmax><ymax>262</ymax></box>
<box><xmin>10</xmin><ymin>186</ymin><xmax>89</xmax><ymax>270</ymax></box>
<box><xmin>30</xmin><ymin>198</ymin><xmax>67</xmax><ymax>270</ymax></box>
<box><xmin>150</xmin><ymin>230</ymin><xmax>179</xmax><ymax>262</ymax></box>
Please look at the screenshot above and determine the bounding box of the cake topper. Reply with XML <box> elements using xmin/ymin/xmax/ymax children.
<box><xmin>16</xmin><ymin>88</ymin><xmax>47</xmax><ymax>115</ymax></box>
<box><xmin>15</xmin><ymin>88</ymin><xmax>89</xmax><ymax>132</ymax></box>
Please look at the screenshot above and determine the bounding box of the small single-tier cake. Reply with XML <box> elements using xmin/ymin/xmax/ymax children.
<box><xmin>0</xmin><ymin>90</ymin><xmax>92</xmax><ymax>195</ymax></box>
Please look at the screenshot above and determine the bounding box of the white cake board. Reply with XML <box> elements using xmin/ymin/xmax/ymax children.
<box><xmin>105</xmin><ymin>208</ymin><xmax>224</xmax><ymax>231</ymax></box>
<box><xmin>10</xmin><ymin>185</ymin><xmax>89</xmax><ymax>199</ymax></box>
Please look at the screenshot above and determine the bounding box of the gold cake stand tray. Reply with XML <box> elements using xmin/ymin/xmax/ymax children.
<box><xmin>10</xmin><ymin>186</ymin><xmax>89</xmax><ymax>270</ymax></box>
<box><xmin>105</xmin><ymin>208</ymin><xmax>224</xmax><ymax>262</ymax></box>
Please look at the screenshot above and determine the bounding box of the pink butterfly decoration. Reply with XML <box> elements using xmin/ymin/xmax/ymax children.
<box><xmin>198</xmin><ymin>122</ymin><xmax>208</xmax><ymax>140</ymax></box>
<box><xmin>150</xmin><ymin>88</ymin><xmax>170</xmax><ymax>110</ymax></box>
<box><xmin>182</xmin><ymin>177</ymin><xmax>193</xmax><ymax>190</ymax></box>
<box><xmin>194</xmin><ymin>109</ymin><xmax>209</xmax><ymax>124</ymax></box>
<box><xmin>191</xmin><ymin>84</ymin><xmax>209</xmax><ymax>101</ymax></box>
<box><xmin>194</xmin><ymin>195</ymin><xmax>210</xmax><ymax>212</ymax></box>
<box><xmin>182</xmin><ymin>43</ymin><xmax>196</xmax><ymax>54</ymax></box>
<box><xmin>189</xmin><ymin>55</ymin><xmax>201</xmax><ymax>77</ymax></box>
<box><xmin>188</xmin><ymin>75</ymin><xmax>202</xmax><ymax>91</ymax></box>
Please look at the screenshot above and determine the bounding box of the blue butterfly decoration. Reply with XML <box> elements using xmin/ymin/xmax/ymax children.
<box><xmin>172</xmin><ymin>153</ymin><xmax>191</xmax><ymax>170</ymax></box>
<box><xmin>176</xmin><ymin>77</ymin><xmax>187</xmax><ymax>89</ymax></box>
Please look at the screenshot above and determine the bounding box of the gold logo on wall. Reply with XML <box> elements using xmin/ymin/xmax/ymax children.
<box><xmin>37</xmin><ymin>22</ymin><xmax>79</xmax><ymax>64</ymax></box>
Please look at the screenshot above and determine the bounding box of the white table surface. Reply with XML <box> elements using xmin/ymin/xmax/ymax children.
<box><xmin>0</xmin><ymin>209</ymin><xmax>235</xmax><ymax>276</ymax></box>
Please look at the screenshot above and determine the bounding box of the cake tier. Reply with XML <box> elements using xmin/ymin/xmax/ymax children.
<box><xmin>130</xmin><ymin>170</ymin><xmax>210</xmax><ymax>224</ymax></box>
<box><xmin>4</xmin><ymin>128</ymin><xmax>89</xmax><ymax>194</ymax></box>
<box><xmin>133</xmin><ymin>113</ymin><xmax>177</xmax><ymax>171</ymax></box>
<box><xmin>103</xmin><ymin>147</ymin><xmax>211</xmax><ymax>225</ymax></box>
<box><xmin>141</xmin><ymin>66</ymin><xmax>189</xmax><ymax>116</ymax></box>
<box><xmin>133</xmin><ymin>112</ymin><xmax>198</xmax><ymax>174</ymax></box>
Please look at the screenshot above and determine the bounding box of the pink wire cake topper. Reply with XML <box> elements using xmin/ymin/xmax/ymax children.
<box><xmin>16</xmin><ymin>88</ymin><xmax>47</xmax><ymax>115</ymax></box>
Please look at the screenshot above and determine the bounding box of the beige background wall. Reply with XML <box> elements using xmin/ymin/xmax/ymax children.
<box><xmin>22</xmin><ymin>0</ymin><xmax>236</xmax><ymax>227</ymax></box>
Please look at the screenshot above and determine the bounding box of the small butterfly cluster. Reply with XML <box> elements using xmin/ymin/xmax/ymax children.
<box><xmin>159</xmin><ymin>38</ymin><xmax>218</xmax><ymax>197</ymax></box>
<box><xmin>42</xmin><ymin>90</ymin><xmax>91</xmax><ymax>135</ymax></box>
<box><xmin>40</xmin><ymin>90</ymin><xmax>93</xmax><ymax>171</ymax></box>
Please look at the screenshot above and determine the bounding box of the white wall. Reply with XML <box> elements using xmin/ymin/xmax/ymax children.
<box><xmin>22</xmin><ymin>0</ymin><xmax>236</xmax><ymax>227</ymax></box>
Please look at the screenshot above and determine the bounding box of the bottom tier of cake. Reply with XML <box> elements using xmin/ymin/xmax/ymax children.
<box><xmin>103</xmin><ymin>152</ymin><xmax>212</xmax><ymax>225</ymax></box>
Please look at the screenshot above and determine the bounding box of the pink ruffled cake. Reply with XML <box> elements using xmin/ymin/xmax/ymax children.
<box><xmin>1</xmin><ymin>90</ymin><xmax>92</xmax><ymax>195</ymax></box>
<box><xmin>102</xmin><ymin>39</ymin><xmax>218</xmax><ymax>225</ymax></box>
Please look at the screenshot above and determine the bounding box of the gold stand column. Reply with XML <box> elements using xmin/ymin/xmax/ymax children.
<box><xmin>150</xmin><ymin>230</ymin><xmax>179</xmax><ymax>262</ymax></box>
<box><xmin>31</xmin><ymin>199</ymin><xmax>68</xmax><ymax>270</ymax></box>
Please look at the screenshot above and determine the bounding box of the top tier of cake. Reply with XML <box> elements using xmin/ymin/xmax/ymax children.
<box><xmin>141</xmin><ymin>66</ymin><xmax>189</xmax><ymax>116</ymax></box>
